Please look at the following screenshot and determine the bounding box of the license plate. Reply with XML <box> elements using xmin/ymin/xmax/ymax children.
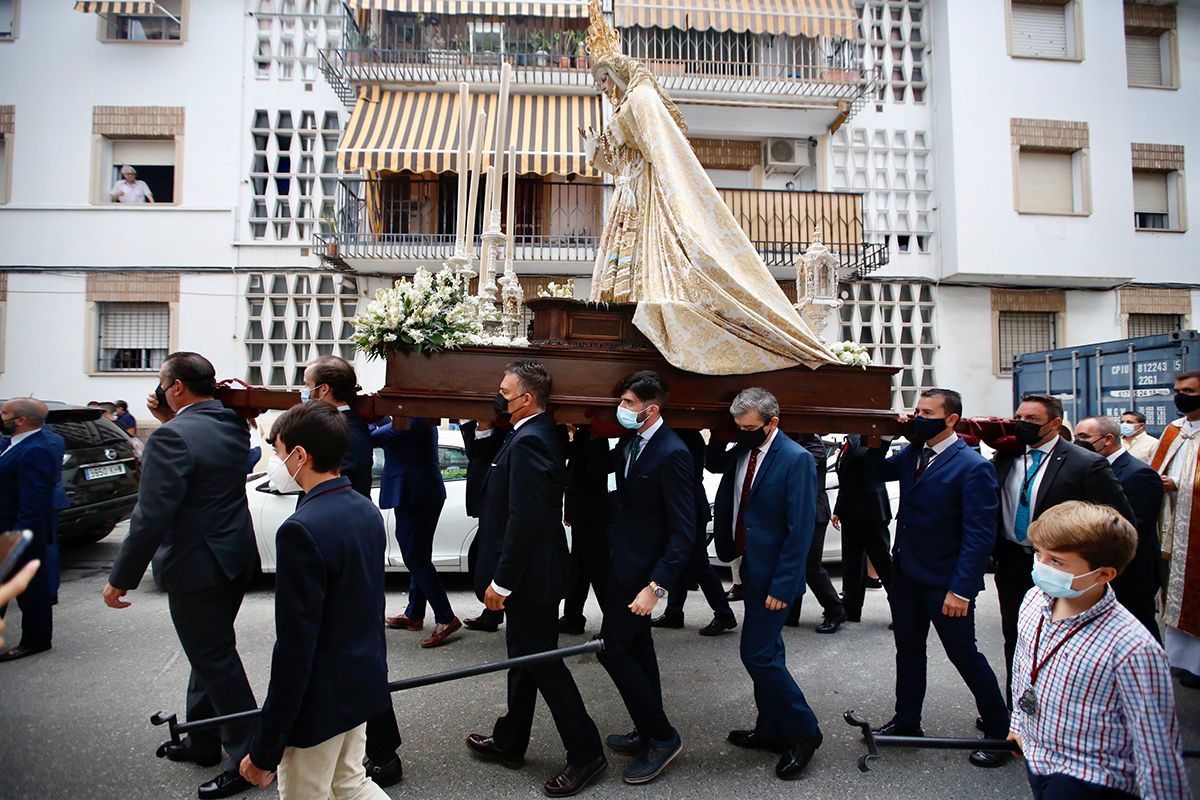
<box><xmin>84</xmin><ymin>464</ymin><xmax>125</xmax><ymax>480</ymax></box>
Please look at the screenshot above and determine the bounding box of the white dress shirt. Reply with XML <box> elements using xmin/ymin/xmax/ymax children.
<box><xmin>921</xmin><ymin>430</ymin><xmax>958</xmax><ymax>465</ymax></box>
<box><xmin>111</xmin><ymin>178</ymin><xmax>154</xmax><ymax>203</ymax></box>
<box><xmin>1106</xmin><ymin>449</ymin><xmax>1123</xmax><ymax>466</ymax></box>
<box><xmin>490</xmin><ymin>412</ymin><xmax>543</xmax><ymax>598</ymax></box>
<box><xmin>731</xmin><ymin>427</ymin><xmax>779</xmax><ymax>524</ymax></box>
<box><xmin>1001</xmin><ymin>435</ymin><xmax>1060</xmax><ymax>544</ymax></box>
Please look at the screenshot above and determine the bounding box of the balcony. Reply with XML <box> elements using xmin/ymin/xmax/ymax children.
<box><xmin>314</xmin><ymin>176</ymin><xmax>887</xmax><ymax>277</ymax></box>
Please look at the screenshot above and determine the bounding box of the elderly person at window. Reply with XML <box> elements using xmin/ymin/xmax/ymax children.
<box><xmin>111</xmin><ymin>166</ymin><xmax>154</xmax><ymax>204</ymax></box>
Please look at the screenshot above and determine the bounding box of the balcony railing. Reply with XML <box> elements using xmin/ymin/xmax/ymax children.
<box><xmin>315</xmin><ymin>177</ymin><xmax>887</xmax><ymax>276</ymax></box>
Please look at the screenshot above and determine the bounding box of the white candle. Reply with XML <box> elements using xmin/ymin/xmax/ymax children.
<box><xmin>505</xmin><ymin>144</ymin><xmax>516</xmax><ymax>263</ymax></box>
<box><xmin>464</xmin><ymin>110</ymin><xmax>487</xmax><ymax>254</ymax></box>
<box><xmin>480</xmin><ymin>165</ymin><xmax>496</xmax><ymax>285</ymax></box>
<box><xmin>490</xmin><ymin>62</ymin><xmax>512</xmax><ymax>216</ymax></box>
<box><xmin>455</xmin><ymin>83</ymin><xmax>469</xmax><ymax>251</ymax></box>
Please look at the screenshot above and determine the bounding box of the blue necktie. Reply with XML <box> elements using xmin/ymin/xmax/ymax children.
<box><xmin>1013</xmin><ymin>450</ymin><xmax>1046</xmax><ymax>542</ymax></box>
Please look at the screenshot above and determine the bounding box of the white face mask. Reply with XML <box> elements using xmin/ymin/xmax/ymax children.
<box><xmin>267</xmin><ymin>449</ymin><xmax>303</xmax><ymax>494</ymax></box>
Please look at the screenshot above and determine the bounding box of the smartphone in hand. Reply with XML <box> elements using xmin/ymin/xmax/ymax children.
<box><xmin>0</xmin><ymin>531</ymin><xmax>34</xmax><ymax>580</ymax></box>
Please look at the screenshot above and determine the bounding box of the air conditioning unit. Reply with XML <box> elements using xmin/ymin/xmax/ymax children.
<box><xmin>764</xmin><ymin>138</ymin><xmax>812</xmax><ymax>176</ymax></box>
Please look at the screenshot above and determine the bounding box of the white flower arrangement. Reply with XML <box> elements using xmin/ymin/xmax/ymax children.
<box><xmin>351</xmin><ymin>266</ymin><xmax>489</xmax><ymax>358</ymax></box>
<box><xmin>537</xmin><ymin>280</ymin><xmax>575</xmax><ymax>299</ymax></box>
<box><xmin>829</xmin><ymin>340</ymin><xmax>873</xmax><ymax>368</ymax></box>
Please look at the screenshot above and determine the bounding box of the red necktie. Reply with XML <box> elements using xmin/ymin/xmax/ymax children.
<box><xmin>733</xmin><ymin>449</ymin><xmax>759</xmax><ymax>554</ymax></box>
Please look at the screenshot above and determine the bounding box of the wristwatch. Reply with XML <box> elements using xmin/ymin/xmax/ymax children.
<box><xmin>649</xmin><ymin>581</ymin><xmax>667</xmax><ymax>599</ymax></box>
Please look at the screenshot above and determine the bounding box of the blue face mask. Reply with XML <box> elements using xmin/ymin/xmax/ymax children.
<box><xmin>299</xmin><ymin>387</ymin><xmax>311</xmax><ymax>404</ymax></box>
<box><xmin>616</xmin><ymin>405</ymin><xmax>646</xmax><ymax>430</ymax></box>
<box><xmin>1119</xmin><ymin>422</ymin><xmax>1136</xmax><ymax>438</ymax></box>
<box><xmin>1031</xmin><ymin>559</ymin><xmax>1101</xmax><ymax>599</ymax></box>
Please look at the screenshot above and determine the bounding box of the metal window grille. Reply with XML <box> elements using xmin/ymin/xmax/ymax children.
<box><xmin>1127</xmin><ymin>313</ymin><xmax>1182</xmax><ymax>338</ymax></box>
<box><xmin>997</xmin><ymin>310</ymin><xmax>1056</xmax><ymax>374</ymax></box>
<box><xmin>97</xmin><ymin>302</ymin><xmax>169</xmax><ymax>372</ymax></box>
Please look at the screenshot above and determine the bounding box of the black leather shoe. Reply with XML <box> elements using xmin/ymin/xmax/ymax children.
<box><xmin>162</xmin><ymin>738</ymin><xmax>221</xmax><ymax>768</ymax></box>
<box><xmin>968</xmin><ymin>749</ymin><xmax>1011</xmax><ymax>768</ymax></box>
<box><xmin>558</xmin><ymin>616</ymin><xmax>586</xmax><ymax>635</ymax></box>
<box><xmin>727</xmin><ymin>729</ymin><xmax>782</xmax><ymax>753</ymax></box>
<box><xmin>365</xmin><ymin>754</ymin><xmax>403</xmax><ymax>787</ymax></box>
<box><xmin>699</xmin><ymin>616</ymin><xmax>737</xmax><ymax>636</ymax></box>
<box><xmin>776</xmin><ymin>732</ymin><xmax>823</xmax><ymax>780</ymax></box>
<box><xmin>845</xmin><ymin>612</ymin><xmax>862</xmax><ymax>623</ymax></box>
<box><xmin>463</xmin><ymin>615</ymin><xmax>501</xmax><ymax>632</ymax></box>
<box><xmin>650</xmin><ymin>614</ymin><xmax>684</xmax><ymax>629</ymax></box>
<box><xmin>543</xmin><ymin>754</ymin><xmax>607</xmax><ymax>797</ymax></box>
<box><xmin>975</xmin><ymin>716</ymin><xmax>985</xmax><ymax>732</ymax></box>
<box><xmin>197</xmin><ymin>769</ymin><xmax>251</xmax><ymax>800</ymax></box>
<box><xmin>605</xmin><ymin>730</ymin><xmax>642</xmax><ymax>755</ymax></box>
<box><xmin>0</xmin><ymin>643</ymin><xmax>50</xmax><ymax>662</ymax></box>
<box><xmin>871</xmin><ymin>718</ymin><xmax>925</xmax><ymax>738</ymax></box>
<box><xmin>466</xmin><ymin>734</ymin><xmax>524</xmax><ymax>769</ymax></box>
<box><xmin>725</xmin><ymin>584</ymin><xmax>744</xmax><ymax>602</ymax></box>
<box><xmin>815</xmin><ymin>610</ymin><xmax>847</xmax><ymax>634</ymax></box>
<box><xmin>622</xmin><ymin>730</ymin><xmax>682</xmax><ymax>784</ymax></box>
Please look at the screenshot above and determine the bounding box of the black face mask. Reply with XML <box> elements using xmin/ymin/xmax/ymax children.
<box><xmin>909</xmin><ymin>415</ymin><xmax>948</xmax><ymax>445</ymax></box>
<box><xmin>1175</xmin><ymin>392</ymin><xmax>1200</xmax><ymax>414</ymax></box>
<box><xmin>1</xmin><ymin>418</ymin><xmax>15</xmax><ymax>436</ymax></box>
<box><xmin>1074</xmin><ymin>439</ymin><xmax>1096</xmax><ymax>453</ymax></box>
<box><xmin>1013</xmin><ymin>419</ymin><xmax>1048</xmax><ymax>446</ymax></box>
<box><xmin>492</xmin><ymin>392</ymin><xmax>513</xmax><ymax>421</ymax></box>
<box><xmin>736</xmin><ymin>426</ymin><xmax>770</xmax><ymax>450</ymax></box>
<box><xmin>155</xmin><ymin>383</ymin><xmax>170</xmax><ymax>412</ymax></box>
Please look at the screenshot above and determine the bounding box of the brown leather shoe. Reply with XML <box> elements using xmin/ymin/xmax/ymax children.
<box><xmin>465</xmin><ymin>734</ymin><xmax>525</xmax><ymax>769</ymax></box>
<box><xmin>385</xmin><ymin>614</ymin><xmax>424</xmax><ymax>631</ymax></box>
<box><xmin>420</xmin><ymin>617</ymin><xmax>462</xmax><ymax>648</ymax></box>
<box><xmin>544</xmin><ymin>755</ymin><xmax>607</xmax><ymax>797</ymax></box>
<box><xmin>0</xmin><ymin>643</ymin><xmax>50</xmax><ymax>662</ymax></box>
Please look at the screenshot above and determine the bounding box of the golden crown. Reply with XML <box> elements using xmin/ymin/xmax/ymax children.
<box><xmin>586</xmin><ymin>0</ymin><xmax>622</xmax><ymax>62</ymax></box>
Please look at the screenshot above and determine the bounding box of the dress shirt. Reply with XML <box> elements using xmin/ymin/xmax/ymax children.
<box><xmin>923</xmin><ymin>431</ymin><xmax>958</xmax><ymax>463</ymax></box>
<box><xmin>1001</xmin><ymin>436</ymin><xmax>1060</xmax><ymax>545</ymax></box>
<box><xmin>1010</xmin><ymin>587</ymin><xmax>1190</xmax><ymax>798</ymax></box>
<box><xmin>1121</xmin><ymin>431</ymin><xmax>1160</xmax><ymax>465</ymax></box>
<box><xmin>110</xmin><ymin>179</ymin><xmax>154</xmax><ymax>203</ymax></box>
<box><xmin>624</xmin><ymin>416</ymin><xmax>664</xmax><ymax>476</ymax></box>
<box><xmin>731</xmin><ymin>427</ymin><xmax>779</xmax><ymax>525</ymax></box>
<box><xmin>490</xmin><ymin>412</ymin><xmax>543</xmax><ymax>598</ymax></box>
<box><xmin>1105</xmin><ymin>449</ymin><xmax>1122</xmax><ymax>466</ymax></box>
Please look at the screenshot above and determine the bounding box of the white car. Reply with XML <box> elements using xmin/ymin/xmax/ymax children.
<box><xmin>246</xmin><ymin>430</ymin><xmax>477</xmax><ymax>573</ymax></box>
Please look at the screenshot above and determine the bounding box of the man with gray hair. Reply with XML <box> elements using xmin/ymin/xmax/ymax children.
<box><xmin>111</xmin><ymin>165</ymin><xmax>154</xmax><ymax>203</ymax></box>
<box><xmin>707</xmin><ymin>387</ymin><xmax>823</xmax><ymax>780</ymax></box>
<box><xmin>1073</xmin><ymin>415</ymin><xmax>1164</xmax><ymax>640</ymax></box>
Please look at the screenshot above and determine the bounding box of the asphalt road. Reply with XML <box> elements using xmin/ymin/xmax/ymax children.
<box><xmin>1</xmin><ymin>524</ymin><xmax>1196</xmax><ymax>800</ymax></box>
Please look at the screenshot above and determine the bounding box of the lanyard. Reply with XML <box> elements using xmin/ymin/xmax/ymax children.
<box><xmin>1028</xmin><ymin>606</ymin><xmax>1111</xmax><ymax>688</ymax></box>
<box><xmin>1019</xmin><ymin>450</ymin><xmax>1051</xmax><ymax>507</ymax></box>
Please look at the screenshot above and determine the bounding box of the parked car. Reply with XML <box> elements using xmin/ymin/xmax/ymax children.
<box><xmin>40</xmin><ymin>402</ymin><xmax>142</xmax><ymax>545</ymax></box>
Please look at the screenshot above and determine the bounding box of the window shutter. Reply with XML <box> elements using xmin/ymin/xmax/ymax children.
<box><xmin>0</xmin><ymin>137</ymin><xmax>7</xmax><ymax>203</ymax></box>
<box><xmin>1133</xmin><ymin>172</ymin><xmax>1169</xmax><ymax>214</ymax></box>
<box><xmin>99</xmin><ymin>303</ymin><xmax>169</xmax><ymax>349</ymax></box>
<box><xmin>1011</xmin><ymin>3</ymin><xmax>1068</xmax><ymax>58</ymax></box>
<box><xmin>111</xmin><ymin>140</ymin><xmax>175</xmax><ymax>167</ymax></box>
<box><xmin>1125</xmin><ymin>34</ymin><xmax>1163</xmax><ymax>85</ymax></box>
<box><xmin>1019</xmin><ymin>151</ymin><xmax>1074</xmax><ymax>214</ymax></box>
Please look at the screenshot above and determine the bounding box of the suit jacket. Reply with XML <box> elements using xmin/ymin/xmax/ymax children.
<box><xmin>866</xmin><ymin>437</ymin><xmax>999</xmax><ymax>598</ymax></box>
<box><xmin>564</xmin><ymin>427</ymin><xmax>612</xmax><ymax>530</ymax></box>
<box><xmin>109</xmin><ymin>400</ymin><xmax>257</xmax><ymax>594</ymax></box>
<box><xmin>607</xmin><ymin>423</ymin><xmax>696</xmax><ymax>591</ymax></box>
<box><xmin>677</xmin><ymin>429</ymin><xmax>713</xmax><ymax>529</ymax></box>
<box><xmin>0</xmin><ymin>429</ymin><xmax>60</xmax><ymax>553</ymax></box>
<box><xmin>474</xmin><ymin>413</ymin><xmax>570</xmax><ymax>606</ymax></box>
<box><xmin>249</xmin><ymin>477</ymin><xmax>389</xmax><ymax>770</ymax></box>
<box><xmin>370</xmin><ymin>418</ymin><xmax>446</xmax><ymax>510</ymax></box>
<box><xmin>1107</xmin><ymin>450</ymin><xmax>1164</xmax><ymax>601</ymax></box>
<box><xmin>833</xmin><ymin>435</ymin><xmax>891</xmax><ymax>525</ymax></box>
<box><xmin>793</xmin><ymin>434</ymin><xmax>831</xmax><ymax>525</ymax></box>
<box><xmin>711</xmin><ymin>433</ymin><xmax>816</xmax><ymax>601</ymax></box>
<box><xmin>993</xmin><ymin>439</ymin><xmax>1135</xmax><ymax>543</ymax></box>
<box><xmin>340</xmin><ymin>408</ymin><xmax>374</xmax><ymax>499</ymax></box>
<box><xmin>460</xmin><ymin>420</ymin><xmax>505</xmax><ymax>519</ymax></box>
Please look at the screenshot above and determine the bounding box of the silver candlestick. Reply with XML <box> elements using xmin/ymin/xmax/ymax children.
<box><xmin>497</xmin><ymin>257</ymin><xmax>524</xmax><ymax>341</ymax></box>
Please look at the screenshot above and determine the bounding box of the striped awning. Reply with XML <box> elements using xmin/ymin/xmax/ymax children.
<box><xmin>338</xmin><ymin>87</ymin><xmax>601</xmax><ymax>176</ymax></box>
<box><xmin>348</xmin><ymin>0</ymin><xmax>589</xmax><ymax>17</ymax></box>
<box><xmin>615</xmin><ymin>0</ymin><xmax>857</xmax><ymax>39</ymax></box>
<box><xmin>74</xmin><ymin>1</ymin><xmax>156</xmax><ymax>13</ymax></box>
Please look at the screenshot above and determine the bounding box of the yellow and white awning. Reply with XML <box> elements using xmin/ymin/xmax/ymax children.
<box><xmin>338</xmin><ymin>87</ymin><xmax>601</xmax><ymax>176</ymax></box>
<box><xmin>348</xmin><ymin>0</ymin><xmax>589</xmax><ymax>18</ymax></box>
<box><xmin>614</xmin><ymin>0</ymin><xmax>857</xmax><ymax>39</ymax></box>
<box><xmin>74</xmin><ymin>1</ymin><xmax>156</xmax><ymax>14</ymax></box>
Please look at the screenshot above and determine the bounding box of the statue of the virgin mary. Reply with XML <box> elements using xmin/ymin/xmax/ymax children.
<box><xmin>582</xmin><ymin>1</ymin><xmax>836</xmax><ymax>374</ymax></box>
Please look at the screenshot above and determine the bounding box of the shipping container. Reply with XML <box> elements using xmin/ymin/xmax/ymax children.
<box><xmin>1011</xmin><ymin>330</ymin><xmax>1198</xmax><ymax>437</ymax></box>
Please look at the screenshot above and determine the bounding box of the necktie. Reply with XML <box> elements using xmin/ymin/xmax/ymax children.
<box><xmin>1013</xmin><ymin>450</ymin><xmax>1046</xmax><ymax>542</ymax></box>
<box><xmin>626</xmin><ymin>435</ymin><xmax>642</xmax><ymax>476</ymax></box>
<box><xmin>915</xmin><ymin>446</ymin><xmax>934</xmax><ymax>478</ymax></box>
<box><xmin>733</xmin><ymin>449</ymin><xmax>760</xmax><ymax>554</ymax></box>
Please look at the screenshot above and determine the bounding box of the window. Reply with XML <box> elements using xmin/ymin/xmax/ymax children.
<box><xmin>0</xmin><ymin>135</ymin><xmax>9</xmax><ymax>205</ymax></box>
<box><xmin>96</xmin><ymin>302</ymin><xmax>170</xmax><ymax>372</ymax></box>
<box><xmin>1017</xmin><ymin>150</ymin><xmax>1086</xmax><ymax>215</ymax></box>
<box><xmin>108</xmin><ymin>139</ymin><xmax>176</xmax><ymax>203</ymax></box>
<box><xmin>468</xmin><ymin>22</ymin><xmax>504</xmax><ymax>55</ymax></box>
<box><xmin>1128</xmin><ymin>313</ymin><xmax>1183</xmax><ymax>338</ymax></box>
<box><xmin>1133</xmin><ymin>170</ymin><xmax>1168</xmax><ymax>229</ymax></box>
<box><xmin>997</xmin><ymin>311</ymin><xmax>1057</xmax><ymax>374</ymax></box>
<box><xmin>439</xmin><ymin>446</ymin><xmax>469</xmax><ymax>481</ymax></box>
<box><xmin>1124</xmin><ymin>3</ymin><xmax>1177</xmax><ymax>89</ymax></box>
<box><xmin>1008</xmin><ymin>1</ymin><xmax>1080</xmax><ymax>60</ymax></box>
<box><xmin>102</xmin><ymin>0</ymin><xmax>184</xmax><ymax>41</ymax></box>
<box><xmin>0</xmin><ymin>0</ymin><xmax>17</xmax><ymax>40</ymax></box>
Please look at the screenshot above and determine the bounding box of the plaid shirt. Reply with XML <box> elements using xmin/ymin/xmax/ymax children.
<box><xmin>1010</xmin><ymin>587</ymin><xmax>1191</xmax><ymax>799</ymax></box>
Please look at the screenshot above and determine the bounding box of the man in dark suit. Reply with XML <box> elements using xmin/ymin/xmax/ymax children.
<box><xmin>992</xmin><ymin>393</ymin><xmax>1135</xmax><ymax>701</ymax></box>
<box><xmin>865</xmin><ymin>388</ymin><xmax>1010</xmax><ymax>769</ymax></box>
<box><xmin>785</xmin><ymin>434</ymin><xmax>846</xmax><ymax>633</ymax></box>
<box><xmin>833</xmin><ymin>434</ymin><xmax>893</xmax><ymax>622</ymax></box>
<box><xmin>102</xmin><ymin>352</ymin><xmax>259</xmax><ymax>800</ymax></box>
<box><xmin>1071</xmin><ymin>415</ymin><xmax>1163</xmax><ymax>641</ymax></box>
<box><xmin>598</xmin><ymin>371</ymin><xmax>694</xmax><ymax>785</ymax></box>
<box><xmin>459</xmin><ymin>418</ymin><xmax>506</xmax><ymax>633</ymax></box>
<box><xmin>711</xmin><ymin>389</ymin><xmax>823</xmax><ymax>780</ymax></box>
<box><xmin>0</xmin><ymin>398</ymin><xmax>60</xmax><ymax>661</ymax></box>
<box><xmin>560</xmin><ymin>426</ymin><xmax>612</xmax><ymax>635</ymax></box>
<box><xmin>373</xmin><ymin>417</ymin><xmax>461</xmax><ymax>649</ymax></box>
<box><xmin>303</xmin><ymin>354</ymin><xmax>404</xmax><ymax>786</ymax></box>
<box><xmin>465</xmin><ymin>360</ymin><xmax>606</xmax><ymax>797</ymax></box>
<box><xmin>238</xmin><ymin>402</ymin><xmax>390</xmax><ymax>799</ymax></box>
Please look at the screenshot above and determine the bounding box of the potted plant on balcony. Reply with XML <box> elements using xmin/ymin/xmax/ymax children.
<box><xmin>429</xmin><ymin>29</ymin><xmax>457</xmax><ymax>68</ymax></box>
<box><xmin>575</xmin><ymin>33</ymin><xmax>589</xmax><ymax>69</ymax></box>
<box><xmin>532</xmin><ymin>31</ymin><xmax>551</xmax><ymax>67</ymax></box>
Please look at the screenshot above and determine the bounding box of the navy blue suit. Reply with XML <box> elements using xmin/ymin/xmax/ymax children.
<box><xmin>599</xmin><ymin>422</ymin><xmax>695</xmax><ymax>743</ymax></box>
<box><xmin>711</xmin><ymin>433</ymin><xmax>820</xmax><ymax>743</ymax></box>
<box><xmin>249</xmin><ymin>477</ymin><xmax>390</xmax><ymax>771</ymax></box>
<box><xmin>372</xmin><ymin>418</ymin><xmax>453</xmax><ymax>624</ymax></box>
<box><xmin>866</xmin><ymin>436</ymin><xmax>1009</xmax><ymax>737</ymax></box>
<box><xmin>1107</xmin><ymin>450</ymin><xmax>1164</xmax><ymax>641</ymax></box>
<box><xmin>340</xmin><ymin>408</ymin><xmax>374</xmax><ymax>499</ymax></box>
<box><xmin>834</xmin><ymin>435</ymin><xmax>893</xmax><ymax>619</ymax></box>
<box><xmin>0</xmin><ymin>428</ymin><xmax>61</xmax><ymax>648</ymax></box>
